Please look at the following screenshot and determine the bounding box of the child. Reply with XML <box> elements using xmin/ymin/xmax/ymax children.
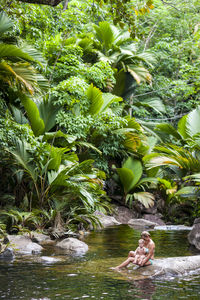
<box><xmin>132</xmin><ymin>239</ymin><xmax>149</xmax><ymax>265</ymax></box>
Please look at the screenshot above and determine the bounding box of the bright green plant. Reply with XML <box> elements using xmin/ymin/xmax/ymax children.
<box><xmin>0</xmin><ymin>12</ymin><xmax>48</xmax><ymax>96</ymax></box>
<box><xmin>116</xmin><ymin>156</ymin><xmax>157</xmax><ymax>208</ymax></box>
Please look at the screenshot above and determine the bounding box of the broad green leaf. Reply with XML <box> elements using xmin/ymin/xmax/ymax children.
<box><xmin>123</xmin><ymin>157</ymin><xmax>143</xmax><ymax>187</ymax></box>
<box><xmin>77</xmin><ymin>141</ymin><xmax>102</xmax><ymax>154</ymax></box>
<box><xmin>38</xmin><ymin>99</ymin><xmax>60</xmax><ymax>132</ymax></box>
<box><xmin>156</xmin><ymin>123</ymin><xmax>181</xmax><ymax>140</ymax></box>
<box><xmin>87</xmin><ymin>84</ymin><xmax>103</xmax><ymax>115</ymax></box>
<box><xmin>140</xmin><ymin>98</ymin><xmax>166</xmax><ymax>114</ymax></box>
<box><xmin>43</xmin><ymin>131</ymin><xmax>77</xmax><ymax>144</ymax></box>
<box><xmin>137</xmin><ymin>177</ymin><xmax>158</xmax><ymax>187</ymax></box>
<box><xmin>175</xmin><ymin>186</ymin><xmax>198</xmax><ymax>196</ymax></box>
<box><xmin>19</xmin><ymin>93</ymin><xmax>45</xmax><ymax>136</ymax></box>
<box><xmin>47</xmin><ymin>146</ymin><xmax>67</xmax><ymax>171</ymax></box>
<box><xmin>116</xmin><ymin>167</ymin><xmax>135</xmax><ymax>194</ymax></box>
<box><xmin>178</xmin><ymin>114</ymin><xmax>188</xmax><ymax>139</ymax></box>
<box><xmin>100</xmin><ymin>93</ymin><xmax>122</xmax><ymax>113</ymax></box>
<box><xmin>94</xmin><ymin>22</ymin><xmax>115</xmax><ymax>53</ymax></box>
<box><xmin>186</xmin><ymin>106</ymin><xmax>200</xmax><ymax>137</ymax></box>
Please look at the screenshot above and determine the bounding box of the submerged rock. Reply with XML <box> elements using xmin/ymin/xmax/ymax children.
<box><xmin>56</xmin><ymin>237</ymin><xmax>88</xmax><ymax>254</ymax></box>
<box><xmin>0</xmin><ymin>247</ymin><xmax>15</xmax><ymax>260</ymax></box>
<box><xmin>40</xmin><ymin>256</ymin><xmax>62</xmax><ymax>263</ymax></box>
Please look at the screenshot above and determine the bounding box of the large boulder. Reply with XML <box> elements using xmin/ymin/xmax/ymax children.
<box><xmin>188</xmin><ymin>218</ymin><xmax>200</xmax><ymax>250</ymax></box>
<box><xmin>94</xmin><ymin>211</ymin><xmax>120</xmax><ymax>228</ymax></box>
<box><xmin>56</xmin><ymin>238</ymin><xmax>88</xmax><ymax>254</ymax></box>
<box><xmin>113</xmin><ymin>256</ymin><xmax>200</xmax><ymax>279</ymax></box>
<box><xmin>113</xmin><ymin>206</ymin><xmax>137</xmax><ymax>224</ymax></box>
<box><xmin>143</xmin><ymin>214</ymin><xmax>165</xmax><ymax>226</ymax></box>
<box><xmin>128</xmin><ymin>218</ymin><xmax>157</xmax><ymax>228</ymax></box>
<box><xmin>137</xmin><ymin>256</ymin><xmax>200</xmax><ymax>277</ymax></box>
<box><xmin>8</xmin><ymin>235</ymin><xmax>43</xmax><ymax>254</ymax></box>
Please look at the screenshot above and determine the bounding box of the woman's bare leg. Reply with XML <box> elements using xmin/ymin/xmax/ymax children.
<box><xmin>114</xmin><ymin>257</ymin><xmax>135</xmax><ymax>270</ymax></box>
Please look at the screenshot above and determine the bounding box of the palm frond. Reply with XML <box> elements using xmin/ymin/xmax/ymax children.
<box><xmin>0</xmin><ymin>12</ymin><xmax>13</xmax><ymax>35</ymax></box>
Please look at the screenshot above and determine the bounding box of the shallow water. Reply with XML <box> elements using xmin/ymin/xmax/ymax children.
<box><xmin>1</xmin><ymin>225</ymin><xmax>200</xmax><ymax>299</ymax></box>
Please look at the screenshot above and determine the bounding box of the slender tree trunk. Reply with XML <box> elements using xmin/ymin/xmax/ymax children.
<box><xmin>63</xmin><ymin>0</ymin><xmax>68</xmax><ymax>10</ymax></box>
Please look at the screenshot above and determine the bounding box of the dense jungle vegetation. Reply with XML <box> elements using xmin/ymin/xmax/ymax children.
<box><xmin>1</xmin><ymin>0</ymin><xmax>200</xmax><ymax>237</ymax></box>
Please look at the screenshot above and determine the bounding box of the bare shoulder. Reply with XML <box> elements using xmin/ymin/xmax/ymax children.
<box><xmin>149</xmin><ymin>239</ymin><xmax>155</xmax><ymax>249</ymax></box>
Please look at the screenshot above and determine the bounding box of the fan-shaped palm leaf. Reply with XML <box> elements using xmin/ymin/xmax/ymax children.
<box><xmin>0</xmin><ymin>12</ymin><xmax>13</xmax><ymax>35</ymax></box>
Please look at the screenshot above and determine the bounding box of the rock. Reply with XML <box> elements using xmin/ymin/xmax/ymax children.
<box><xmin>0</xmin><ymin>248</ymin><xmax>15</xmax><ymax>260</ymax></box>
<box><xmin>31</xmin><ymin>233</ymin><xmax>55</xmax><ymax>246</ymax></box>
<box><xmin>114</xmin><ymin>256</ymin><xmax>200</xmax><ymax>279</ymax></box>
<box><xmin>113</xmin><ymin>206</ymin><xmax>137</xmax><ymax>224</ymax></box>
<box><xmin>94</xmin><ymin>211</ymin><xmax>120</xmax><ymax>228</ymax></box>
<box><xmin>139</xmin><ymin>256</ymin><xmax>200</xmax><ymax>277</ymax></box>
<box><xmin>194</xmin><ymin>218</ymin><xmax>200</xmax><ymax>224</ymax></box>
<box><xmin>188</xmin><ymin>221</ymin><xmax>200</xmax><ymax>250</ymax></box>
<box><xmin>128</xmin><ymin>218</ymin><xmax>157</xmax><ymax>228</ymax></box>
<box><xmin>8</xmin><ymin>235</ymin><xmax>43</xmax><ymax>254</ymax></box>
<box><xmin>143</xmin><ymin>214</ymin><xmax>165</xmax><ymax>226</ymax></box>
<box><xmin>56</xmin><ymin>237</ymin><xmax>88</xmax><ymax>254</ymax></box>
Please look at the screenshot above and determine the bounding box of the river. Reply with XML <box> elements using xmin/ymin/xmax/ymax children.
<box><xmin>0</xmin><ymin>225</ymin><xmax>200</xmax><ymax>299</ymax></box>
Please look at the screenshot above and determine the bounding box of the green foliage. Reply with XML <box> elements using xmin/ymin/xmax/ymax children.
<box><xmin>116</xmin><ymin>156</ymin><xmax>157</xmax><ymax>208</ymax></box>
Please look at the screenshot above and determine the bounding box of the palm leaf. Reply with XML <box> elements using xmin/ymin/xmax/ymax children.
<box><xmin>127</xmin><ymin>65</ymin><xmax>152</xmax><ymax>84</ymax></box>
<box><xmin>87</xmin><ymin>84</ymin><xmax>103</xmax><ymax>115</ymax></box>
<box><xmin>100</xmin><ymin>93</ymin><xmax>122</xmax><ymax>113</ymax></box>
<box><xmin>116</xmin><ymin>167</ymin><xmax>135</xmax><ymax>194</ymax></box>
<box><xmin>177</xmin><ymin>114</ymin><xmax>188</xmax><ymax>139</ymax></box>
<box><xmin>156</xmin><ymin>123</ymin><xmax>182</xmax><ymax>140</ymax></box>
<box><xmin>133</xmin><ymin>192</ymin><xmax>155</xmax><ymax>208</ymax></box>
<box><xmin>76</xmin><ymin>141</ymin><xmax>102</xmax><ymax>154</ymax></box>
<box><xmin>21</xmin><ymin>44</ymin><xmax>46</xmax><ymax>66</ymax></box>
<box><xmin>37</xmin><ymin>98</ymin><xmax>60</xmax><ymax>132</ymax></box>
<box><xmin>5</xmin><ymin>138</ymin><xmax>37</xmax><ymax>183</ymax></box>
<box><xmin>175</xmin><ymin>186</ymin><xmax>198</xmax><ymax>197</ymax></box>
<box><xmin>0</xmin><ymin>44</ymin><xmax>35</xmax><ymax>61</ymax></box>
<box><xmin>186</xmin><ymin>106</ymin><xmax>200</xmax><ymax>137</ymax></box>
<box><xmin>0</xmin><ymin>12</ymin><xmax>13</xmax><ymax>35</ymax></box>
<box><xmin>123</xmin><ymin>158</ymin><xmax>143</xmax><ymax>187</ymax></box>
<box><xmin>19</xmin><ymin>93</ymin><xmax>45</xmax><ymax>136</ymax></box>
<box><xmin>140</xmin><ymin>97</ymin><xmax>166</xmax><ymax>114</ymax></box>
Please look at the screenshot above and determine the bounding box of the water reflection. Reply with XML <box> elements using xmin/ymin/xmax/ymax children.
<box><xmin>127</xmin><ymin>278</ymin><xmax>156</xmax><ymax>299</ymax></box>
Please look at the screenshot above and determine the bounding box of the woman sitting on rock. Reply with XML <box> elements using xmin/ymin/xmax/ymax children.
<box><xmin>113</xmin><ymin>231</ymin><xmax>155</xmax><ymax>270</ymax></box>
